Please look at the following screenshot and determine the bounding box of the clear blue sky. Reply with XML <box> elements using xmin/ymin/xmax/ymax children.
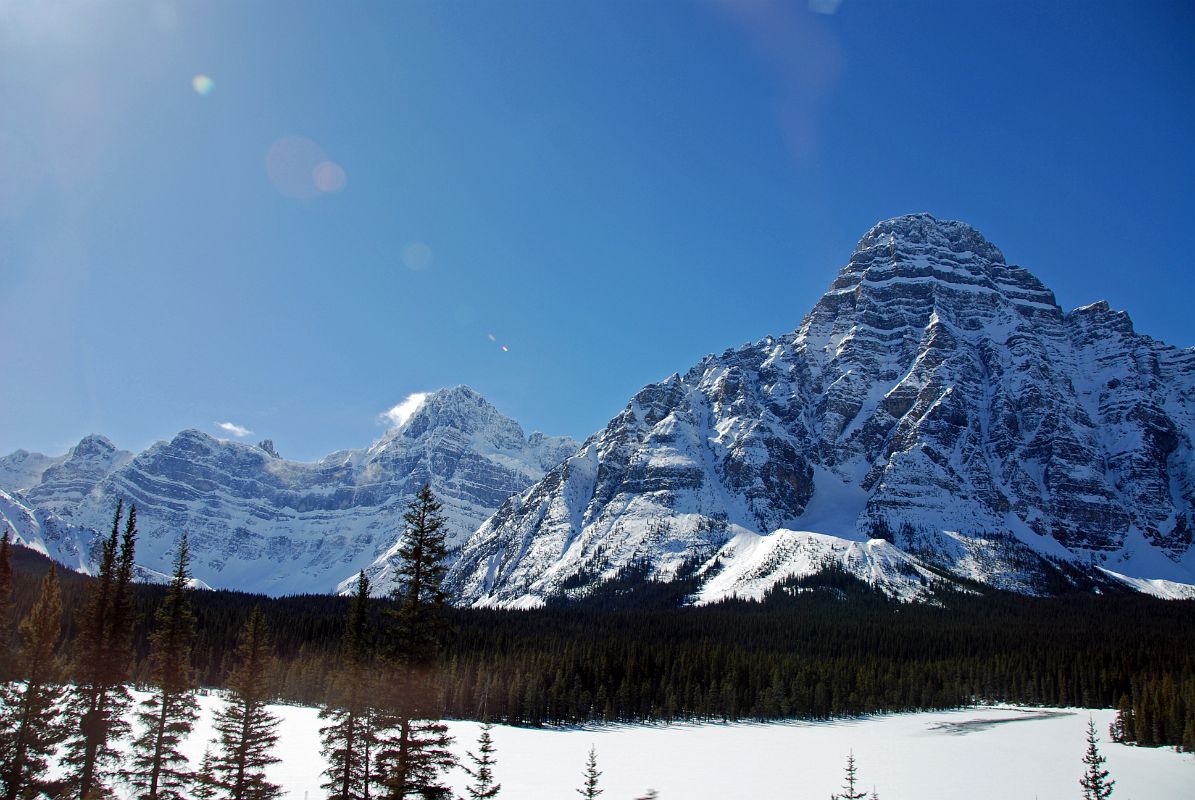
<box><xmin>2</xmin><ymin>0</ymin><xmax>1192</xmax><ymax>460</ymax></box>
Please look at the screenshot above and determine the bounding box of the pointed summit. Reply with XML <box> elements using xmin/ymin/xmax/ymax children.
<box><xmin>447</xmin><ymin>215</ymin><xmax>1195</xmax><ymax>608</ymax></box>
<box><xmin>854</xmin><ymin>213</ymin><xmax>1005</xmax><ymax>264</ymax></box>
<box><xmin>374</xmin><ymin>385</ymin><xmax>527</xmax><ymax>453</ymax></box>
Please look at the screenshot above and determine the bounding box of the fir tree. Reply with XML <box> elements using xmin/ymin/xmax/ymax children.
<box><xmin>0</xmin><ymin>528</ymin><xmax>14</xmax><ymax>682</ymax></box>
<box><xmin>211</xmin><ymin>607</ymin><xmax>282</xmax><ymax>800</ymax></box>
<box><xmin>128</xmin><ymin>534</ymin><xmax>200</xmax><ymax>800</ymax></box>
<box><xmin>461</xmin><ymin>723</ymin><xmax>500</xmax><ymax>799</ymax></box>
<box><xmin>63</xmin><ymin>501</ymin><xmax>139</xmax><ymax>799</ymax></box>
<box><xmin>0</xmin><ymin>565</ymin><xmax>69</xmax><ymax>800</ymax></box>
<box><xmin>321</xmin><ymin>572</ymin><xmax>379</xmax><ymax>800</ymax></box>
<box><xmin>831</xmin><ymin>751</ymin><xmax>867</xmax><ymax>800</ymax></box>
<box><xmin>576</xmin><ymin>747</ymin><xmax>602</xmax><ymax>800</ymax></box>
<box><xmin>376</xmin><ymin>486</ymin><xmax>456</xmax><ymax>799</ymax></box>
<box><xmin>1079</xmin><ymin>717</ymin><xmax>1115</xmax><ymax>800</ymax></box>
<box><xmin>390</xmin><ymin>485</ymin><xmax>450</xmax><ymax>665</ymax></box>
<box><xmin>191</xmin><ymin>748</ymin><xmax>221</xmax><ymax>800</ymax></box>
<box><xmin>377</xmin><ymin>719</ymin><xmax>455</xmax><ymax>800</ymax></box>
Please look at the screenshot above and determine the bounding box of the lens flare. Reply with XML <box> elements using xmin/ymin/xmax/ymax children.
<box><xmin>192</xmin><ymin>74</ymin><xmax>214</xmax><ymax>96</ymax></box>
<box><xmin>313</xmin><ymin>161</ymin><xmax>346</xmax><ymax>193</ymax></box>
<box><xmin>402</xmin><ymin>242</ymin><xmax>433</xmax><ymax>271</ymax></box>
<box><xmin>501</xmin><ymin>345</ymin><xmax>509</xmax><ymax>352</ymax></box>
<box><xmin>487</xmin><ymin>333</ymin><xmax>497</xmax><ymax>342</ymax></box>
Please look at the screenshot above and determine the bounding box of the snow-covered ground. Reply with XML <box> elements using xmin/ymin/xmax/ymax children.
<box><xmin>103</xmin><ymin>694</ymin><xmax>1192</xmax><ymax>799</ymax></box>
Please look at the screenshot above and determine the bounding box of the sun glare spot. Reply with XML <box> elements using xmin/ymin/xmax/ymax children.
<box><xmin>192</xmin><ymin>74</ymin><xmax>214</xmax><ymax>96</ymax></box>
<box><xmin>402</xmin><ymin>242</ymin><xmax>433</xmax><ymax>271</ymax></box>
<box><xmin>313</xmin><ymin>161</ymin><xmax>346</xmax><ymax>193</ymax></box>
<box><xmin>501</xmin><ymin>345</ymin><xmax>510</xmax><ymax>352</ymax></box>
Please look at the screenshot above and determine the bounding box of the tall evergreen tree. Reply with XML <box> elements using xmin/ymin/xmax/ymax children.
<box><xmin>321</xmin><ymin>572</ymin><xmax>379</xmax><ymax>800</ymax></box>
<box><xmin>0</xmin><ymin>528</ymin><xmax>15</xmax><ymax>682</ymax></box>
<box><xmin>576</xmin><ymin>747</ymin><xmax>602</xmax><ymax>800</ymax></box>
<box><xmin>1079</xmin><ymin>717</ymin><xmax>1115</xmax><ymax>800</ymax></box>
<box><xmin>832</xmin><ymin>752</ymin><xmax>867</xmax><ymax>800</ymax></box>
<box><xmin>63</xmin><ymin>501</ymin><xmax>139</xmax><ymax>799</ymax></box>
<box><xmin>376</xmin><ymin>486</ymin><xmax>456</xmax><ymax>799</ymax></box>
<box><xmin>390</xmin><ymin>485</ymin><xmax>450</xmax><ymax>664</ymax></box>
<box><xmin>461</xmin><ymin>724</ymin><xmax>500</xmax><ymax>800</ymax></box>
<box><xmin>0</xmin><ymin>565</ymin><xmax>69</xmax><ymax>800</ymax></box>
<box><xmin>128</xmin><ymin>535</ymin><xmax>200</xmax><ymax>800</ymax></box>
<box><xmin>211</xmin><ymin>607</ymin><xmax>282</xmax><ymax>800</ymax></box>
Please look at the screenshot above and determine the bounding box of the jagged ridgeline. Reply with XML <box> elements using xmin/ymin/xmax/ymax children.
<box><xmin>1</xmin><ymin>214</ymin><xmax>1193</xmax><ymax>607</ymax></box>
<box><xmin>447</xmin><ymin>214</ymin><xmax>1195</xmax><ymax>607</ymax></box>
<box><xmin>0</xmin><ymin>388</ymin><xmax>578</xmax><ymax>596</ymax></box>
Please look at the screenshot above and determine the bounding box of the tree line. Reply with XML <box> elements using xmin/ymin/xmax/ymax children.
<box><xmin>1</xmin><ymin>491</ymin><xmax>1192</xmax><ymax>799</ymax></box>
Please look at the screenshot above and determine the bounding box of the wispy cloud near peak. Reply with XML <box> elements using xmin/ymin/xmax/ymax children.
<box><xmin>216</xmin><ymin>421</ymin><xmax>253</xmax><ymax>437</ymax></box>
<box><xmin>383</xmin><ymin>393</ymin><xmax>430</xmax><ymax>428</ymax></box>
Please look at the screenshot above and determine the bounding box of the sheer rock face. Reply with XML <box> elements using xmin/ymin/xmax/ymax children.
<box><xmin>0</xmin><ymin>387</ymin><xmax>577</xmax><ymax>596</ymax></box>
<box><xmin>447</xmin><ymin>214</ymin><xmax>1195</xmax><ymax>607</ymax></box>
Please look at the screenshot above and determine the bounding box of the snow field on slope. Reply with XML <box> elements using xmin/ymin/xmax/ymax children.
<box><xmin>101</xmin><ymin>694</ymin><xmax>1191</xmax><ymax>799</ymax></box>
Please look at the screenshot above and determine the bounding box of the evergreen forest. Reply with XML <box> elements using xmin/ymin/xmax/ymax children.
<box><xmin>7</xmin><ymin>537</ymin><xmax>1194</xmax><ymax>752</ymax></box>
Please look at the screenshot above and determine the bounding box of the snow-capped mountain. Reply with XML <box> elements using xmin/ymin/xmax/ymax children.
<box><xmin>0</xmin><ymin>387</ymin><xmax>578</xmax><ymax>595</ymax></box>
<box><xmin>0</xmin><ymin>488</ymin><xmax>97</xmax><ymax>574</ymax></box>
<box><xmin>446</xmin><ymin>214</ymin><xmax>1195</xmax><ymax>607</ymax></box>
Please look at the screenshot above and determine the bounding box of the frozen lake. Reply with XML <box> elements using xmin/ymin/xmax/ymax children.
<box><xmin>146</xmin><ymin>694</ymin><xmax>1192</xmax><ymax>799</ymax></box>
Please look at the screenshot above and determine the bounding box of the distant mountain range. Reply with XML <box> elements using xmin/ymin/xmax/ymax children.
<box><xmin>0</xmin><ymin>386</ymin><xmax>577</xmax><ymax>595</ymax></box>
<box><xmin>4</xmin><ymin>215</ymin><xmax>1193</xmax><ymax>604</ymax></box>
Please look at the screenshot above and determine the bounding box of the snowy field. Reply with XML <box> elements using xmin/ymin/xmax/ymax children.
<box><xmin>92</xmin><ymin>694</ymin><xmax>1193</xmax><ymax>799</ymax></box>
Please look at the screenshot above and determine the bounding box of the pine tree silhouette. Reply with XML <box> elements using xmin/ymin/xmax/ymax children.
<box><xmin>1079</xmin><ymin>717</ymin><xmax>1115</xmax><ymax>800</ymax></box>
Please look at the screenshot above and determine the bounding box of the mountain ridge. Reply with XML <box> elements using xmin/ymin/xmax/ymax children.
<box><xmin>445</xmin><ymin>214</ymin><xmax>1195</xmax><ymax>607</ymax></box>
<box><xmin>0</xmin><ymin>386</ymin><xmax>579</xmax><ymax>596</ymax></box>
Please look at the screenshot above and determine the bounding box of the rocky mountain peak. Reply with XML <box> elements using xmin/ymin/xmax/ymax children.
<box><xmin>446</xmin><ymin>215</ymin><xmax>1195</xmax><ymax>608</ymax></box>
<box><xmin>855</xmin><ymin>213</ymin><xmax>1006</xmax><ymax>265</ymax></box>
<box><xmin>825</xmin><ymin>214</ymin><xmax>1058</xmax><ymax>319</ymax></box>
<box><xmin>70</xmin><ymin>434</ymin><xmax>121</xmax><ymax>458</ymax></box>
<box><xmin>374</xmin><ymin>385</ymin><xmax>529</xmax><ymax>457</ymax></box>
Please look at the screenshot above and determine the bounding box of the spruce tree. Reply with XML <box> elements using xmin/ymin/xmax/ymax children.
<box><xmin>321</xmin><ymin>572</ymin><xmax>379</xmax><ymax>800</ymax></box>
<box><xmin>831</xmin><ymin>751</ymin><xmax>867</xmax><ymax>800</ymax></box>
<box><xmin>211</xmin><ymin>607</ymin><xmax>282</xmax><ymax>800</ymax></box>
<box><xmin>63</xmin><ymin>501</ymin><xmax>139</xmax><ymax>799</ymax></box>
<box><xmin>191</xmin><ymin>748</ymin><xmax>221</xmax><ymax>800</ymax></box>
<box><xmin>0</xmin><ymin>565</ymin><xmax>69</xmax><ymax>800</ymax></box>
<box><xmin>1079</xmin><ymin>717</ymin><xmax>1115</xmax><ymax>800</ymax></box>
<box><xmin>462</xmin><ymin>724</ymin><xmax>500</xmax><ymax>799</ymax></box>
<box><xmin>128</xmin><ymin>535</ymin><xmax>200</xmax><ymax>800</ymax></box>
<box><xmin>576</xmin><ymin>747</ymin><xmax>602</xmax><ymax>800</ymax></box>
<box><xmin>377</xmin><ymin>719</ymin><xmax>455</xmax><ymax>800</ymax></box>
<box><xmin>0</xmin><ymin>528</ymin><xmax>14</xmax><ymax>682</ymax></box>
<box><xmin>390</xmin><ymin>485</ymin><xmax>450</xmax><ymax>664</ymax></box>
<box><xmin>376</xmin><ymin>486</ymin><xmax>457</xmax><ymax>799</ymax></box>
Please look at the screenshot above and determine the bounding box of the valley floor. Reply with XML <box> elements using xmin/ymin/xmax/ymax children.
<box><xmin>95</xmin><ymin>693</ymin><xmax>1193</xmax><ymax>799</ymax></box>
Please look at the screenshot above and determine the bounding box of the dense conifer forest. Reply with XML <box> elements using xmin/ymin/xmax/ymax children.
<box><xmin>9</xmin><ymin>543</ymin><xmax>1195</xmax><ymax>752</ymax></box>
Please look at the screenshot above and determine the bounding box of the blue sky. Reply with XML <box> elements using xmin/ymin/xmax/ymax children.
<box><xmin>2</xmin><ymin>0</ymin><xmax>1192</xmax><ymax>460</ymax></box>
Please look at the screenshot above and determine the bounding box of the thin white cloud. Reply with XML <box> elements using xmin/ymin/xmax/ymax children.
<box><xmin>216</xmin><ymin>421</ymin><xmax>253</xmax><ymax>438</ymax></box>
<box><xmin>383</xmin><ymin>392</ymin><xmax>430</xmax><ymax>428</ymax></box>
